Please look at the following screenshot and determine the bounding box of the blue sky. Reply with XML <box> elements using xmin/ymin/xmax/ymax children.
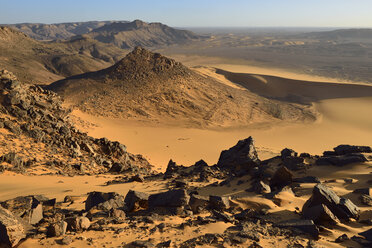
<box><xmin>1</xmin><ymin>0</ymin><xmax>371</xmax><ymax>27</ymax></box>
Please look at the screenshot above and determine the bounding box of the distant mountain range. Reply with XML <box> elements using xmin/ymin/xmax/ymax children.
<box><xmin>0</xmin><ymin>26</ymin><xmax>126</xmax><ymax>84</ymax></box>
<box><xmin>4</xmin><ymin>20</ymin><xmax>203</xmax><ymax>48</ymax></box>
<box><xmin>5</xmin><ymin>21</ymin><xmax>126</xmax><ymax>40</ymax></box>
<box><xmin>79</xmin><ymin>20</ymin><xmax>202</xmax><ymax>49</ymax></box>
<box><xmin>0</xmin><ymin>20</ymin><xmax>203</xmax><ymax>83</ymax></box>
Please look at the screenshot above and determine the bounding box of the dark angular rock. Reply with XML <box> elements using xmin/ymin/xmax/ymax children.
<box><xmin>282</xmin><ymin>156</ymin><xmax>305</xmax><ymax>171</ymax></box>
<box><xmin>360</xmin><ymin>195</ymin><xmax>372</xmax><ymax>206</ymax></box>
<box><xmin>148</xmin><ymin>189</ymin><xmax>189</xmax><ymax>209</ymax></box>
<box><xmin>299</xmin><ymin>153</ymin><xmax>311</xmax><ymax>158</ymax></box>
<box><xmin>276</xmin><ymin>219</ymin><xmax>319</xmax><ymax>238</ymax></box>
<box><xmin>217</xmin><ymin>136</ymin><xmax>260</xmax><ymax>174</ymax></box>
<box><xmin>156</xmin><ymin>240</ymin><xmax>171</xmax><ymax>247</ymax></box>
<box><xmin>253</xmin><ymin>181</ymin><xmax>271</xmax><ymax>194</ymax></box>
<box><xmin>189</xmin><ymin>194</ymin><xmax>209</xmax><ymax>214</ymax></box>
<box><xmin>359</xmin><ymin>228</ymin><xmax>372</xmax><ymax>241</ymax></box>
<box><xmin>124</xmin><ymin>190</ymin><xmax>149</xmax><ymax>212</ymax></box>
<box><xmin>1</xmin><ymin>196</ymin><xmax>43</xmax><ymax>225</ymax></box>
<box><xmin>65</xmin><ymin>216</ymin><xmax>90</xmax><ymax>232</ymax></box>
<box><xmin>302</xmin><ymin>204</ymin><xmax>339</xmax><ymax>225</ymax></box>
<box><xmin>270</xmin><ymin>166</ymin><xmax>293</xmax><ymax>188</ymax></box>
<box><xmin>209</xmin><ymin>196</ymin><xmax>230</xmax><ymax>210</ymax></box>
<box><xmin>302</xmin><ymin>184</ymin><xmax>360</xmax><ymax>221</ymax></box>
<box><xmin>281</xmin><ymin>148</ymin><xmax>297</xmax><ymax>158</ymax></box>
<box><xmin>294</xmin><ymin>176</ymin><xmax>321</xmax><ymax>183</ymax></box>
<box><xmin>109</xmin><ymin>162</ymin><xmax>125</xmax><ymax>173</ymax></box>
<box><xmin>129</xmin><ymin>240</ymin><xmax>155</xmax><ymax>247</ymax></box>
<box><xmin>333</xmin><ymin>145</ymin><xmax>372</xmax><ymax>155</ymax></box>
<box><xmin>164</xmin><ymin>159</ymin><xmax>182</xmax><ymax>179</ymax></box>
<box><xmin>85</xmin><ymin>192</ymin><xmax>124</xmax><ymax>211</ymax></box>
<box><xmin>211</xmin><ymin>210</ymin><xmax>234</xmax><ymax>223</ymax></box>
<box><xmin>47</xmin><ymin>221</ymin><xmax>67</xmax><ymax>237</ymax></box>
<box><xmin>0</xmin><ymin>206</ymin><xmax>26</xmax><ymax>247</ymax></box>
<box><xmin>316</xmin><ymin>154</ymin><xmax>367</xmax><ymax>166</ymax></box>
<box><xmin>353</xmin><ymin>188</ymin><xmax>372</xmax><ymax>196</ymax></box>
<box><xmin>131</xmin><ymin>174</ymin><xmax>145</xmax><ymax>182</ymax></box>
<box><xmin>335</xmin><ymin>234</ymin><xmax>349</xmax><ymax>243</ymax></box>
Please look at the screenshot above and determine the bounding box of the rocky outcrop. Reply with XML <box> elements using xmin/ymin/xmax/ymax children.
<box><xmin>317</xmin><ymin>144</ymin><xmax>371</xmax><ymax>166</ymax></box>
<box><xmin>217</xmin><ymin>137</ymin><xmax>260</xmax><ymax>175</ymax></box>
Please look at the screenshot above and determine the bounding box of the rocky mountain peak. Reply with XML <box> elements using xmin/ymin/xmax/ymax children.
<box><xmin>105</xmin><ymin>46</ymin><xmax>187</xmax><ymax>80</ymax></box>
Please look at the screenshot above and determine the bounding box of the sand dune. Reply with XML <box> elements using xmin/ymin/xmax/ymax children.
<box><xmin>215</xmin><ymin>68</ymin><xmax>372</xmax><ymax>104</ymax></box>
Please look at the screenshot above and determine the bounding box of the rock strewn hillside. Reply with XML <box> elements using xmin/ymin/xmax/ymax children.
<box><xmin>0</xmin><ymin>69</ymin><xmax>152</xmax><ymax>176</ymax></box>
<box><xmin>48</xmin><ymin>47</ymin><xmax>317</xmax><ymax>128</ymax></box>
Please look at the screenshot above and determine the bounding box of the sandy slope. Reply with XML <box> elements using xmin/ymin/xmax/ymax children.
<box><xmin>69</xmin><ymin>64</ymin><xmax>372</xmax><ymax>169</ymax></box>
<box><xmin>72</xmin><ymin>94</ymin><xmax>372</xmax><ymax>171</ymax></box>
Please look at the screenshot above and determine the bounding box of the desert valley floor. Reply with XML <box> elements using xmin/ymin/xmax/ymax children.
<box><xmin>0</xmin><ymin>55</ymin><xmax>371</xmax><ymax>248</ymax></box>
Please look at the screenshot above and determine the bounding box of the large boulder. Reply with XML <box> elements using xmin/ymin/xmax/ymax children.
<box><xmin>217</xmin><ymin>137</ymin><xmax>259</xmax><ymax>174</ymax></box>
<box><xmin>0</xmin><ymin>206</ymin><xmax>26</xmax><ymax>247</ymax></box>
<box><xmin>302</xmin><ymin>184</ymin><xmax>360</xmax><ymax>221</ymax></box>
<box><xmin>270</xmin><ymin>166</ymin><xmax>293</xmax><ymax>189</ymax></box>
<box><xmin>85</xmin><ymin>192</ymin><xmax>124</xmax><ymax>211</ymax></box>
<box><xmin>124</xmin><ymin>190</ymin><xmax>149</xmax><ymax>212</ymax></box>
<box><xmin>148</xmin><ymin>189</ymin><xmax>190</xmax><ymax>209</ymax></box>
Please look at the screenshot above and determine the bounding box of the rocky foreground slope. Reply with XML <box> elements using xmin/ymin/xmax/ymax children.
<box><xmin>0</xmin><ymin>131</ymin><xmax>371</xmax><ymax>247</ymax></box>
<box><xmin>48</xmin><ymin>47</ymin><xmax>316</xmax><ymax>128</ymax></box>
<box><xmin>0</xmin><ymin>69</ymin><xmax>151</xmax><ymax>176</ymax></box>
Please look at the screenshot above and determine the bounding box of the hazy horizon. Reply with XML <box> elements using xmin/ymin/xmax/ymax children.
<box><xmin>1</xmin><ymin>0</ymin><xmax>372</xmax><ymax>28</ymax></box>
